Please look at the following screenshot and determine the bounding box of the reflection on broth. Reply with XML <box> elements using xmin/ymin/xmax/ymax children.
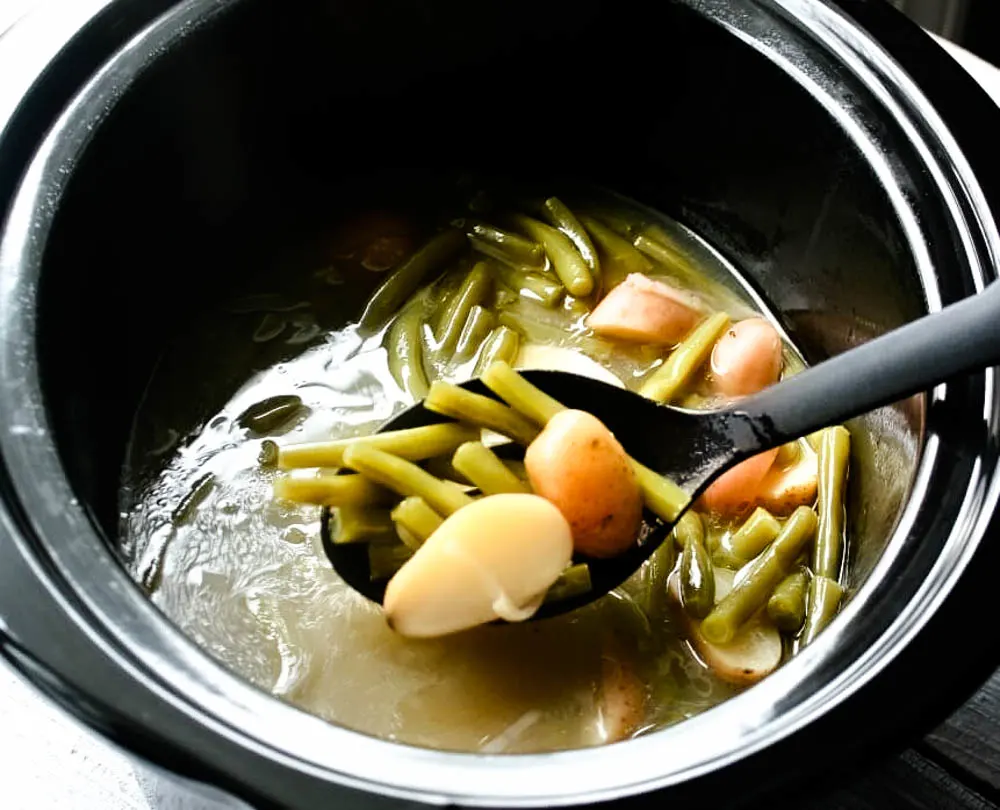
<box><xmin>121</xmin><ymin>188</ymin><xmax>847</xmax><ymax>753</ymax></box>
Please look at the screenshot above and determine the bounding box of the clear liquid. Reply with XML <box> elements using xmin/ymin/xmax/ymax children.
<box><xmin>121</xmin><ymin>196</ymin><xmax>789</xmax><ymax>753</ymax></box>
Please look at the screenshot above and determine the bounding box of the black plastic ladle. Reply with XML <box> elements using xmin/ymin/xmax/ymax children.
<box><xmin>322</xmin><ymin>280</ymin><xmax>1000</xmax><ymax>619</ymax></box>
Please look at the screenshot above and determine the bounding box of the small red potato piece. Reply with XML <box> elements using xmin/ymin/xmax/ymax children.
<box><xmin>711</xmin><ymin>318</ymin><xmax>783</xmax><ymax>397</ymax></box>
<box><xmin>525</xmin><ymin>410</ymin><xmax>643</xmax><ymax>557</ymax></box>
<box><xmin>586</xmin><ymin>274</ymin><xmax>701</xmax><ymax>345</ymax></box>
<box><xmin>698</xmin><ymin>448</ymin><xmax>780</xmax><ymax>517</ymax></box>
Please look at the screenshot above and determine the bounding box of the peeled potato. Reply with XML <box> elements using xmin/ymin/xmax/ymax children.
<box><xmin>586</xmin><ymin>274</ymin><xmax>702</xmax><ymax>345</ymax></box>
<box><xmin>671</xmin><ymin>568</ymin><xmax>782</xmax><ymax>686</ymax></box>
<box><xmin>384</xmin><ymin>494</ymin><xmax>573</xmax><ymax>638</ymax></box>
<box><xmin>757</xmin><ymin>440</ymin><xmax>819</xmax><ymax>515</ymax></box>
<box><xmin>525</xmin><ymin>410</ymin><xmax>643</xmax><ymax>557</ymax></box>
<box><xmin>698</xmin><ymin>448</ymin><xmax>779</xmax><ymax>517</ymax></box>
<box><xmin>711</xmin><ymin>318</ymin><xmax>783</xmax><ymax>397</ymax></box>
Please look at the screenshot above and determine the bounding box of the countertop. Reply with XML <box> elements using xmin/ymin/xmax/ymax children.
<box><xmin>1</xmin><ymin>2</ymin><xmax>1000</xmax><ymax>809</ymax></box>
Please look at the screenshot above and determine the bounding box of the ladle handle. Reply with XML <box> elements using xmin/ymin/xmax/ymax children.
<box><xmin>737</xmin><ymin>281</ymin><xmax>1000</xmax><ymax>444</ymax></box>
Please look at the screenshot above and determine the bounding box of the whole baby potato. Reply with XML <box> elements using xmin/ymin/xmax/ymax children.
<box><xmin>525</xmin><ymin>410</ymin><xmax>643</xmax><ymax>557</ymax></box>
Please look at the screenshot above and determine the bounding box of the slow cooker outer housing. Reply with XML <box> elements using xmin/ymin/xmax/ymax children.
<box><xmin>0</xmin><ymin>1</ymin><xmax>999</xmax><ymax>808</ymax></box>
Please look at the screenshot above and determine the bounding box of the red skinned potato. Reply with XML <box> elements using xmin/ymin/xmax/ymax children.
<box><xmin>586</xmin><ymin>274</ymin><xmax>701</xmax><ymax>345</ymax></box>
<box><xmin>525</xmin><ymin>410</ymin><xmax>643</xmax><ymax>557</ymax></box>
<box><xmin>698</xmin><ymin>448</ymin><xmax>779</xmax><ymax>517</ymax></box>
<box><xmin>757</xmin><ymin>441</ymin><xmax>819</xmax><ymax>515</ymax></box>
<box><xmin>711</xmin><ymin>318</ymin><xmax>783</xmax><ymax>397</ymax></box>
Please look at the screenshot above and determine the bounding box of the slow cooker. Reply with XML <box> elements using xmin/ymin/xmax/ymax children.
<box><xmin>1</xmin><ymin>1</ymin><xmax>1000</xmax><ymax>808</ymax></box>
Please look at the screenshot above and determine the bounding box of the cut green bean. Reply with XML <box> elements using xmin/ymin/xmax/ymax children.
<box><xmin>474</xmin><ymin>326</ymin><xmax>522</xmax><ymax>376</ymax></box>
<box><xmin>273</xmin><ymin>473</ymin><xmax>396</xmax><ymax>508</ymax></box>
<box><xmin>719</xmin><ymin>507</ymin><xmax>782</xmax><ymax>563</ymax></box>
<box><xmin>452</xmin><ymin>441</ymin><xmax>530</xmax><ymax>495</ymax></box>
<box><xmin>633</xmin><ymin>232</ymin><xmax>700</xmax><ymax>283</ymax></box>
<box><xmin>390</xmin><ymin>496</ymin><xmax>444</xmax><ymax>548</ymax></box>
<box><xmin>630</xmin><ymin>460</ymin><xmax>690</xmax><ymax>523</ymax></box>
<box><xmin>701</xmin><ymin>506</ymin><xmax>818</xmax><ymax>644</ymax></box>
<box><xmin>386</xmin><ymin>309</ymin><xmax>430</xmax><ymax>399</ymax></box>
<box><xmin>480</xmin><ymin>361</ymin><xmax>689</xmax><ymax>521</ymax></box>
<box><xmin>270</xmin><ymin>423</ymin><xmax>478</xmax><ymax>470</ymax></box>
<box><xmin>334</xmin><ymin>505</ymin><xmax>396</xmax><ymax>544</ymax></box>
<box><xmin>237</xmin><ymin>395</ymin><xmax>304</xmax><ymax>434</ymax></box>
<box><xmin>540</xmin><ymin>197</ymin><xmax>600</xmax><ymax>279</ymax></box>
<box><xmin>815</xmin><ymin>426</ymin><xmax>851</xmax><ymax>580</ymax></box>
<box><xmin>358</xmin><ymin>229</ymin><xmax>466</xmax><ymax>334</ymax></box>
<box><xmin>510</xmin><ymin>213</ymin><xmax>594</xmax><ymax>297</ymax></box>
<box><xmin>486</xmin><ymin>258</ymin><xmax>564</xmax><ymax>307</ymax></box>
<box><xmin>369</xmin><ymin>543</ymin><xmax>413</xmax><ymax>581</ymax></box>
<box><xmin>480</xmin><ymin>360</ymin><xmax>565</xmax><ymax>425</ymax></box>
<box><xmin>800</xmin><ymin>575</ymin><xmax>844</xmax><ymax>645</ymax></box>
<box><xmin>464</xmin><ymin>221</ymin><xmax>545</xmax><ymax>268</ymax></box>
<box><xmin>767</xmin><ymin>569</ymin><xmax>809</xmax><ymax>633</ymax></box>
<box><xmin>424</xmin><ymin>381</ymin><xmax>540</xmax><ymax>445</ymax></box>
<box><xmin>640</xmin><ymin>312</ymin><xmax>730</xmax><ymax>403</ymax></box>
<box><xmin>680</xmin><ymin>534</ymin><xmax>715</xmax><ymax>619</ymax></box>
<box><xmin>544</xmin><ymin>564</ymin><xmax>593</xmax><ymax>603</ymax></box>
<box><xmin>454</xmin><ymin>305</ymin><xmax>496</xmax><ymax>362</ymax></box>
<box><xmin>172</xmin><ymin>472</ymin><xmax>215</xmax><ymax>525</ymax></box>
<box><xmin>341</xmin><ymin>444</ymin><xmax>474</xmax><ymax>516</ymax></box>
<box><xmin>578</xmin><ymin>213</ymin><xmax>652</xmax><ymax>289</ymax></box>
<box><xmin>671</xmin><ymin>510</ymin><xmax>704</xmax><ymax>550</ymax></box>
<box><xmin>641</xmin><ymin>538</ymin><xmax>676</xmax><ymax>619</ymax></box>
<box><xmin>435</xmin><ymin>262</ymin><xmax>492</xmax><ymax>355</ymax></box>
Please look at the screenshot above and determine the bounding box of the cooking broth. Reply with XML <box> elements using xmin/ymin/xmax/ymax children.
<box><xmin>121</xmin><ymin>187</ymin><xmax>836</xmax><ymax>753</ymax></box>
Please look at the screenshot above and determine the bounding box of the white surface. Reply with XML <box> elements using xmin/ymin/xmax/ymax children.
<box><xmin>0</xmin><ymin>3</ymin><xmax>999</xmax><ymax>809</ymax></box>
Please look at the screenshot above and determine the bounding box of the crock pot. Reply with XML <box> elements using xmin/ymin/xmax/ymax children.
<box><xmin>1</xmin><ymin>1</ymin><xmax>999</xmax><ymax>808</ymax></box>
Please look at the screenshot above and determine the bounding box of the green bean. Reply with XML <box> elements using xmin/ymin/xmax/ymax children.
<box><xmin>641</xmin><ymin>538</ymin><xmax>676</xmax><ymax>619</ymax></box>
<box><xmin>545</xmin><ymin>564</ymin><xmax>593</xmax><ymax>603</ymax></box>
<box><xmin>480</xmin><ymin>360</ymin><xmax>565</xmax><ymax>425</ymax></box>
<box><xmin>341</xmin><ymin>443</ymin><xmax>474</xmax><ymax>516</ymax></box>
<box><xmin>454</xmin><ymin>305</ymin><xmax>496</xmax><ymax>363</ymax></box>
<box><xmin>368</xmin><ymin>543</ymin><xmax>413</xmax><ymax>581</ymax></box>
<box><xmin>719</xmin><ymin>507</ymin><xmax>782</xmax><ymax>563</ymax></box>
<box><xmin>800</xmin><ymin>575</ymin><xmax>844</xmax><ymax>645</ymax></box>
<box><xmin>334</xmin><ymin>506</ymin><xmax>396</xmax><ymax>544</ymax></box>
<box><xmin>386</xmin><ymin>308</ymin><xmax>430</xmax><ymax>399</ymax></box>
<box><xmin>237</xmin><ymin>395</ymin><xmax>304</xmax><ymax>434</ymax></box>
<box><xmin>815</xmin><ymin>426</ymin><xmax>851</xmax><ymax>580</ymax></box>
<box><xmin>700</xmin><ymin>506</ymin><xmax>818</xmax><ymax>644</ymax></box>
<box><xmin>633</xmin><ymin>232</ymin><xmax>701</xmax><ymax>283</ymax></box>
<box><xmin>424</xmin><ymin>381</ymin><xmax>540</xmax><ymax>446</ymax></box>
<box><xmin>630</xmin><ymin>460</ymin><xmax>690</xmax><ymax>523</ymax></box>
<box><xmin>680</xmin><ymin>534</ymin><xmax>715</xmax><ymax>619</ymax></box>
<box><xmin>578</xmin><ymin>213</ymin><xmax>652</xmax><ymax>289</ymax></box>
<box><xmin>358</xmin><ymin>229</ymin><xmax>466</xmax><ymax>334</ymax></box>
<box><xmin>486</xmin><ymin>258</ymin><xmax>564</xmax><ymax>307</ymax></box>
<box><xmin>464</xmin><ymin>221</ymin><xmax>545</xmax><ymax>268</ymax></box>
<box><xmin>172</xmin><ymin>472</ymin><xmax>215</xmax><ymax>525</ymax></box>
<box><xmin>640</xmin><ymin>312</ymin><xmax>730</xmax><ymax>403</ymax></box>
<box><xmin>273</xmin><ymin>473</ymin><xmax>396</xmax><ymax>507</ymax></box>
<box><xmin>480</xmin><ymin>361</ymin><xmax>689</xmax><ymax>521</ymax></box>
<box><xmin>767</xmin><ymin>569</ymin><xmax>809</xmax><ymax>633</ymax></box>
<box><xmin>510</xmin><ymin>213</ymin><xmax>594</xmax><ymax>298</ymax></box>
<box><xmin>540</xmin><ymin>197</ymin><xmax>600</xmax><ymax>279</ymax></box>
<box><xmin>474</xmin><ymin>326</ymin><xmax>522</xmax><ymax>376</ymax></box>
<box><xmin>671</xmin><ymin>510</ymin><xmax>704</xmax><ymax>550</ymax></box>
<box><xmin>390</xmin><ymin>496</ymin><xmax>444</xmax><ymax>548</ymax></box>
<box><xmin>435</xmin><ymin>262</ymin><xmax>492</xmax><ymax>355</ymax></box>
<box><xmin>452</xmin><ymin>441</ymin><xmax>530</xmax><ymax>495</ymax></box>
<box><xmin>270</xmin><ymin>423</ymin><xmax>478</xmax><ymax>470</ymax></box>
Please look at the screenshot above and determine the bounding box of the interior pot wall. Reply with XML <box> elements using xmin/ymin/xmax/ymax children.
<box><xmin>36</xmin><ymin>0</ymin><xmax>924</xmax><ymax>602</ymax></box>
